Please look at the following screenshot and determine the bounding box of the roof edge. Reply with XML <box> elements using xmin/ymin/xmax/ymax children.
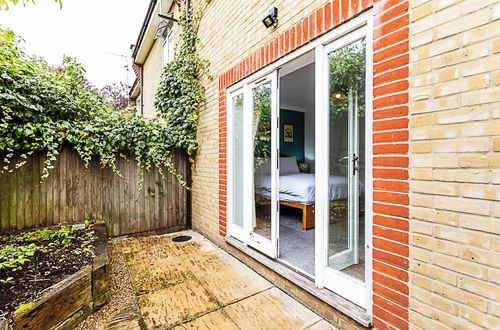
<box><xmin>132</xmin><ymin>0</ymin><xmax>159</xmax><ymax>61</ymax></box>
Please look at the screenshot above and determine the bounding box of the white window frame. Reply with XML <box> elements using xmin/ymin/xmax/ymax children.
<box><xmin>162</xmin><ymin>27</ymin><xmax>174</xmax><ymax>66</ymax></box>
<box><xmin>225</xmin><ymin>11</ymin><xmax>373</xmax><ymax>314</ymax></box>
<box><xmin>136</xmin><ymin>93</ymin><xmax>143</xmax><ymax>116</ymax></box>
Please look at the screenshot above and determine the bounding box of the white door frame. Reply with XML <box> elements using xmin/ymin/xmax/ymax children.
<box><xmin>226</xmin><ymin>10</ymin><xmax>374</xmax><ymax>314</ymax></box>
<box><xmin>315</xmin><ymin>26</ymin><xmax>371</xmax><ymax>308</ymax></box>
<box><xmin>227</xmin><ymin>88</ymin><xmax>245</xmax><ymax>242</ymax></box>
<box><xmin>244</xmin><ymin>71</ymin><xmax>279</xmax><ymax>258</ymax></box>
<box><xmin>315</xmin><ymin>22</ymin><xmax>373</xmax><ymax>310</ymax></box>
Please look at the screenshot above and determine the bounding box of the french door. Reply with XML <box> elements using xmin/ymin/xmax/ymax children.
<box><xmin>228</xmin><ymin>71</ymin><xmax>279</xmax><ymax>258</ymax></box>
<box><xmin>316</xmin><ymin>26</ymin><xmax>370</xmax><ymax>308</ymax></box>
<box><xmin>228</xmin><ymin>14</ymin><xmax>372</xmax><ymax>311</ymax></box>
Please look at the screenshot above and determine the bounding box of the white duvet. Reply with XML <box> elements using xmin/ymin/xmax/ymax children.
<box><xmin>255</xmin><ymin>173</ymin><xmax>363</xmax><ymax>204</ymax></box>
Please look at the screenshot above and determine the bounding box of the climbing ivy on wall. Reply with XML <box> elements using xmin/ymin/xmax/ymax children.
<box><xmin>155</xmin><ymin>1</ymin><xmax>211</xmax><ymax>157</ymax></box>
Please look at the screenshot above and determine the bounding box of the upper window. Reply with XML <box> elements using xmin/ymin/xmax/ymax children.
<box><xmin>136</xmin><ymin>94</ymin><xmax>143</xmax><ymax>116</ymax></box>
<box><xmin>155</xmin><ymin>16</ymin><xmax>174</xmax><ymax>66</ymax></box>
<box><xmin>162</xmin><ymin>28</ymin><xmax>174</xmax><ymax>66</ymax></box>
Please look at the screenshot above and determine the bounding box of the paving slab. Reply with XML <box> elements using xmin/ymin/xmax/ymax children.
<box><xmin>178</xmin><ymin>309</ymin><xmax>239</xmax><ymax>330</ymax></box>
<box><xmin>307</xmin><ymin>320</ymin><xmax>338</xmax><ymax>329</ymax></box>
<box><xmin>194</xmin><ymin>253</ymin><xmax>273</xmax><ymax>305</ymax></box>
<box><xmin>110</xmin><ymin>231</ymin><xmax>337</xmax><ymax>330</ymax></box>
<box><xmin>127</xmin><ymin>256</ymin><xmax>193</xmax><ymax>293</ymax></box>
<box><xmin>137</xmin><ymin>277</ymin><xmax>219</xmax><ymax>328</ymax></box>
<box><xmin>223</xmin><ymin>287</ymin><xmax>322</xmax><ymax>330</ymax></box>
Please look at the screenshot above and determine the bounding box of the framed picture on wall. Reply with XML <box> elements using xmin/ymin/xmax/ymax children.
<box><xmin>284</xmin><ymin>124</ymin><xmax>294</xmax><ymax>143</ymax></box>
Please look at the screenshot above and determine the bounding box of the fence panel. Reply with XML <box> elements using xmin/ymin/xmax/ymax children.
<box><xmin>0</xmin><ymin>148</ymin><xmax>188</xmax><ymax>236</ymax></box>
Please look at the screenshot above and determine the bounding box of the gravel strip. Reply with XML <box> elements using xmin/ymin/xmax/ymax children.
<box><xmin>76</xmin><ymin>237</ymin><xmax>138</xmax><ymax>330</ymax></box>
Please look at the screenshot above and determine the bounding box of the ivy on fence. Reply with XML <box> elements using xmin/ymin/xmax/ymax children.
<box><xmin>0</xmin><ymin>1</ymin><xmax>209</xmax><ymax>187</ymax></box>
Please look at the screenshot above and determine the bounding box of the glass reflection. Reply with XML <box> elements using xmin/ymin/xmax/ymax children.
<box><xmin>327</xmin><ymin>39</ymin><xmax>366</xmax><ymax>281</ymax></box>
<box><xmin>232</xmin><ymin>94</ymin><xmax>244</xmax><ymax>228</ymax></box>
<box><xmin>252</xmin><ymin>82</ymin><xmax>272</xmax><ymax>240</ymax></box>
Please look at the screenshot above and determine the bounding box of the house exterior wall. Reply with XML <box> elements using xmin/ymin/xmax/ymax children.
<box><xmin>131</xmin><ymin>0</ymin><xmax>500</xmax><ymax>328</ymax></box>
<box><xmin>409</xmin><ymin>0</ymin><xmax>500</xmax><ymax>329</ymax></box>
<box><xmin>141</xmin><ymin>38</ymin><xmax>164</xmax><ymax>118</ymax></box>
<box><xmin>193</xmin><ymin>0</ymin><xmax>328</xmax><ymax>246</ymax></box>
<box><xmin>193</xmin><ymin>0</ymin><xmax>412</xmax><ymax>329</ymax></box>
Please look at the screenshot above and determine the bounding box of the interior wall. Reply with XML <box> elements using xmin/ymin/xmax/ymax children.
<box><xmin>280</xmin><ymin>63</ymin><xmax>316</xmax><ymax>172</ymax></box>
<box><xmin>280</xmin><ymin>109</ymin><xmax>305</xmax><ymax>162</ymax></box>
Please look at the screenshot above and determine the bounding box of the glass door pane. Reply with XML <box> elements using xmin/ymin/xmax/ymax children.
<box><xmin>252</xmin><ymin>81</ymin><xmax>273</xmax><ymax>241</ymax></box>
<box><xmin>246</xmin><ymin>71</ymin><xmax>279</xmax><ymax>258</ymax></box>
<box><xmin>231</xmin><ymin>93</ymin><xmax>244</xmax><ymax>232</ymax></box>
<box><xmin>327</xmin><ymin>38</ymin><xmax>366</xmax><ymax>282</ymax></box>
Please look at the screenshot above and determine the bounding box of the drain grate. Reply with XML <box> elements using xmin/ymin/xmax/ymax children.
<box><xmin>172</xmin><ymin>235</ymin><xmax>192</xmax><ymax>242</ymax></box>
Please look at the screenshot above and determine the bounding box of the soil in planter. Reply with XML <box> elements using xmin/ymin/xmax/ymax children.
<box><xmin>0</xmin><ymin>223</ymin><xmax>97</xmax><ymax>322</ymax></box>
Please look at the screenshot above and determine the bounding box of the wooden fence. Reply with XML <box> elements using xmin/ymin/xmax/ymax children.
<box><xmin>0</xmin><ymin>148</ymin><xmax>189</xmax><ymax>236</ymax></box>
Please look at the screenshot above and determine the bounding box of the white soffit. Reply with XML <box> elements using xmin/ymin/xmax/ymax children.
<box><xmin>135</xmin><ymin>0</ymin><xmax>173</xmax><ymax>64</ymax></box>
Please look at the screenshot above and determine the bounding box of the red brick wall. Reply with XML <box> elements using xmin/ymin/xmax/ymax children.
<box><xmin>218</xmin><ymin>1</ymin><xmax>409</xmax><ymax>328</ymax></box>
<box><xmin>371</xmin><ymin>0</ymin><xmax>409</xmax><ymax>328</ymax></box>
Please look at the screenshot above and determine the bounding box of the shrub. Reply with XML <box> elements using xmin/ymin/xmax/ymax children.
<box><xmin>0</xmin><ymin>27</ymin><xmax>186</xmax><ymax>185</ymax></box>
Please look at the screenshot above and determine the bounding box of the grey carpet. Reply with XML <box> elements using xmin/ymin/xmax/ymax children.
<box><xmin>279</xmin><ymin>212</ymin><xmax>316</xmax><ymax>276</ymax></box>
<box><xmin>278</xmin><ymin>209</ymin><xmax>366</xmax><ymax>280</ymax></box>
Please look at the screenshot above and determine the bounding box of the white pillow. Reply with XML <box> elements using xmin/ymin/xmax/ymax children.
<box><xmin>280</xmin><ymin>157</ymin><xmax>300</xmax><ymax>175</ymax></box>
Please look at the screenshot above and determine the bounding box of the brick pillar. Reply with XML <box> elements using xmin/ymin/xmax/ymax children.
<box><xmin>372</xmin><ymin>0</ymin><xmax>410</xmax><ymax>329</ymax></box>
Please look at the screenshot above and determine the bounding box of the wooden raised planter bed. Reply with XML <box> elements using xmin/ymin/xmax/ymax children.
<box><xmin>1</xmin><ymin>225</ymin><xmax>109</xmax><ymax>330</ymax></box>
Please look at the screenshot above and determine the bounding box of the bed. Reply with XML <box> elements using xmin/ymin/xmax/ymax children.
<box><xmin>254</xmin><ymin>157</ymin><xmax>363</xmax><ymax>229</ymax></box>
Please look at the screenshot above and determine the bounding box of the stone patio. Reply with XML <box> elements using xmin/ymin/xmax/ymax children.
<box><xmin>100</xmin><ymin>230</ymin><xmax>337</xmax><ymax>329</ymax></box>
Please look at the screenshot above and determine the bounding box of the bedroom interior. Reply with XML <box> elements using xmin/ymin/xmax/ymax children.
<box><xmin>276</xmin><ymin>60</ymin><xmax>317</xmax><ymax>276</ymax></box>
<box><xmin>255</xmin><ymin>41</ymin><xmax>367</xmax><ymax>280</ymax></box>
<box><xmin>230</xmin><ymin>32</ymin><xmax>368</xmax><ymax>297</ymax></box>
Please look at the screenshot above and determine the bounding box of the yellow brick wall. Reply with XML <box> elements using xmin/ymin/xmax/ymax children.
<box><xmin>192</xmin><ymin>0</ymin><xmax>326</xmax><ymax>243</ymax></box>
<box><xmin>409</xmin><ymin>0</ymin><xmax>500</xmax><ymax>329</ymax></box>
<box><xmin>142</xmin><ymin>38</ymin><xmax>164</xmax><ymax>118</ymax></box>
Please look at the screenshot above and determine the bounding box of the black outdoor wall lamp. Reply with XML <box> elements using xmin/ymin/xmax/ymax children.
<box><xmin>262</xmin><ymin>7</ymin><xmax>278</xmax><ymax>28</ymax></box>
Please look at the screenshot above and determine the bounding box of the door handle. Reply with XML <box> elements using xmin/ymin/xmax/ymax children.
<box><xmin>352</xmin><ymin>154</ymin><xmax>359</xmax><ymax>175</ymax></box>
